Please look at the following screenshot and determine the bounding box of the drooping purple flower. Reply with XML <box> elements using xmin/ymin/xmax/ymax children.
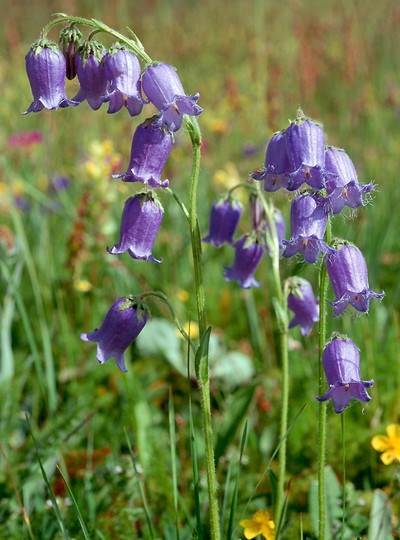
<box><xmin>24</xmin><ymin>40</ymin><xmax>76</xmax><ymax>114</ymax></box>
<box><xmin>324</xmin><ymin>146</ymin><xmax>373</xmax><ymax>214</ymax></box>
<box><xmin>59</xmin><ymin>26</ymin><xmax>82</xmax><ymax>80</ymax></box>
<box><xmin>107</xmin><ymin>192</ymin><xmax>163</xmax><ymax>263</ymax></box>
<box><xmin>72</xmin><ymin>41</ymin><xmax>109</xmax><ymax>110</ymax></box>
<box><xmin>287</xmin><ymin>277</ymin><xmax>319</xmax><ymax>336</ymax></box>
<box><xmin>249</xmin><ymin>195</ymin><xmax>286</xmax><ymax>254</ymax></box>
<box><xmin>101</xmin><ymin>46</ymin><xmax>144</xmax><ymax>116</ymax></box>
<box><xmin>285</xmin><ymin>110</ymin><xmax>328</xmax><ymax>191</ymax></box>
<box><xmin>326</xmin><ymin>243</ymin><xmax>384</xmax><ymax>317</ymax></box>
<box><xmin>317</xmin><ymin>336</ymin><xmax>373</xmax><ymax>413</ymax></box>
<box><xmin>282</xmin><ymin>194</ymin><xmax>335</xmax><ymax>263</ymax></box>
<box><xmin>81</xmin><ymin>296</ymin><xmax>148</xmax><ymax>372</ymax></box>
<box><xmin>251</xmin><ymin>131</ymin><xmax>290</xmax><ymax>191</ymax></box>
<box><xmin>142</xmin><ymin>62</ymin><xmax>203</xmax><ymax>131</ymax></box>
<box><xmin>113</xmin><ymin>120</ymin><xmax>173</xmax><ymax>188</ymax></box>
<box><xmin>224</xmin><ymin>234</ymin><xmax>265</xmax><ymax>288</ymax></box>
<box><xmin>202</xmin><ymin>196</ymin><xmax>243</xmax><ymax>247</ymax></box>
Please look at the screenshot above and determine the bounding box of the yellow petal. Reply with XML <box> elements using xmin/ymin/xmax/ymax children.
<box><xmin>386</xmin><ymin>424</ymin><xmax>400</xmax><ymax>439</ymax></box>
<box><xmin>380</xmin><ymin>451</ymin><xmax>395</xmax><ymax>465</ymax></box>
<box><xmin>371</xmin><ymin>435</ymin><xmax>390</xmax><ymax>452</ymax></box>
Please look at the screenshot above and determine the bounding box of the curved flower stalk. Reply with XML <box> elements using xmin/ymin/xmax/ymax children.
<box><xmin>142</xmin><ymin>62</ymin><xmax>203</xmax><ymax>131</ymax></box>
<box><xmin>317</xmin><ymin>336</ymin><xmax>374</xmax><ymax>413</ymax></box>
<box><xmin>326</xmin><ymin>242</ymin><xmax>384</xmax><ymax>316</ymax></box>
<box><xmin>24</xmin><ymin>39</ymin><xmax>77</xmax><ymax>114</ymax></box>
<box><xmin>81</xmin><ymin>296</ymin><xmax>149</xmax><ymax>372</ymax></box>
<box><xmin>107</xmin><ymin>192</ymin><xmax>163</xmax><ymax>263</ymax></box>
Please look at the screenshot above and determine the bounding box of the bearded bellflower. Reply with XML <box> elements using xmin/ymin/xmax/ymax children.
<box><xmin>317</xmin><ymin>336</ymin><xmax>374</xmax><ymax>413</ymax></box>
<box><xmin>282</xmin><ymin>194</ymin><xmax>335</xmax><ymax>263</ymax></box>
<box><xmin>251</xmin><ymin>130</ymin><xmax>290</xmax><ymax>191</ymax></box>
<box><xmin>113</xmin><ymin>120</ymin><xmax>173</xmax><ymax>188</ymax></box>
<box><xmin>81</xmin><ymin>296</ymin><xmax>148</xmax><ymax>372</ymax></box>
<box><xmin>287</xmin><ymin>277</ymin><xmax>319</xmax><ymax>336</ymax></box>
<box><xmin>24</xmin><ymin>39</ymin><xmax>76</xmax><ymax>114</ymax></box>
<box><xmin>107</xmin><ymin>192</ymin><xmax>163</xmax><ymax>263</ymax></box>
<box><xmin>142</xmin><ymin>62</ymin><xmax>203</xmax><ymax>131</ymax></box>
<box><xmin>59</xmin><ymin>25</ymin><xmax>82</xmax><ymax>80</ymax></box>
<box><xmin>224</xmin><ymin>234</ymin><xmax>265</xmax><ymax>288</ymax></box>
<box><xmin>326</xmin><ymin>242</ymin><xmax>384</xmax><ymax>316</ymax></box>
<box><xmin>285</xmin><ymin>110</ymin><xmax>328</xmax><ymax>191</ymax></box>
<box><xmin>101</xmin><ymin>46</ymin><xmax>144</xmax><ymax>116</ymax></box>
<box><xmin>324</xmin><ymin>146</ymin><xmax>374</xmax><ymax>214</ymax></box>
<box><xmin>202</xmin><ymin>195</ymin><xmax>243</xmax><ymax>247</ymax></box>
<box><xmin>73</xmin><ymin>41</ymin><xmax>109</xmax><ymax>110</ymax></box>
<box><xmin>249</xmin><ymin>194</ymin><xmax>286</xmax><ymax>254</ymax></box>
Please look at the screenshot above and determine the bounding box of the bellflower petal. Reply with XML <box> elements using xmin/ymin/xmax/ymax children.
<box><xmin>317</xmin><ymin>337</ymin><xmax>373</xmax><ymax>413</ymax></box>
<box><xmin>224</xmin><ymin>234</ymin><xmax>265</xmax><ymax>288</ymax></box>
<box><xmin>81</xmin><ymin>296</ymin><xmax>148</xmax><ymax>372</ymax></box>
<box><xmin>73</xmin><ymin>42</ymin><xmax>109</xmax><ymax>110</ymax></box>
<box><xmin>251</xmin><ymin>131</ymin><xmax>290</xmax><ymax>191</ymax></box>
<box><xmin>326</xmin><ymin>243</ymin><xmax>385</xmax><ymax>316</ymax></box>
<box><xmin>113</xmin><ymin>121</ymin><xmax>173</xmax><ymax>188</ymax></box>
<box><xmin>203</xmin><ymin>196</ymin><xmax>243</xmax><ymax>247</ymax></box>
<box><xmin>107</xmin><ymin>192</ymin><xmax>163</xmax><ymax>263</ymax></box>
<box><xmin>287</xmin><ymin>277</ymin><xmax>319</xmax><ymax>336</ymax></box>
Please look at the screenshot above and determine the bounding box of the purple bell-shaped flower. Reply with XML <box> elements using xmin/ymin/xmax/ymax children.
<box><xmin>326</xmin><ymin>243</ymin><xmax>384</xmax><ymax>316</ymax></box>
<box><xmin>317</xmin><ymin>336</ymin><xmax>374</xmax><ymax>413</ymax></box>
<box><xmin>285</xmin><ymin>110</ymin><xmax>328</xmax><ymax>191</ymax></box>
<box><xmin>24</xmin><ymin>40</ymin><xmax>76</xmax><ymax>114</ymax></box>
<box><xmin>142</xmin><ymin>62</ymin><xmax>203</xmax><ymax>131</ymax></box>
<box><xmin>113</xmin><ymin>120</ymin><xmax>173</xmax><ymax>188</ymax></box>
<box><xmin>287</xmin><ymin>277</ymin><xmax>319</xmax><ymax>336</ymax></box>
<box><xmin>325</xmin><ymin>146</ymin><xmax>373</xmax><ymax>214</ymax></box>
<box><xmin>72</xmin><ymin>41</ymin><xmax>109</xmax><ymax>110</ymax></box>
<box><xmin>282</xmin><ymin>194</ymin><xmax>335</xmax><ymax>263</ymax></box>
<box><xmin>81</xmin><ymin>296</ymin><xmax>148</xmax><ymax>372</ymax></box>
<box><xmin>249</xmin><ymin>194</ymin><xmax>286</xmax><ymax>254</ymax></box>
<box><xmin>224</xmin><ymin>234</ymin><xmax>265</xmax><ymax>288</ymax></box>
<box><xmin>101</xmin><ymin>46</ymin><xmax>144</xmax><ymax>116</ymax></box>
<box><xmin>251</xmin><ymin>131</ymin><xmax>290</xmax><ymax>191</ymax></box>
<box><xmin>202</xmin><ymin>196</ymin><xmax>243</xmax><ymax>247</ymax></box>
<box><xmin>107</xmin><ymin>192</ymin><xmax>163</xmax><ymax>263</ymax></box>
<box><xmin>59</xmin><ymin>26</ymin><xmax>82</xmax><ymax>80</ymax></box>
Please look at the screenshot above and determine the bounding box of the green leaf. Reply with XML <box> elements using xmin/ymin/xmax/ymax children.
<box><xmin>368</xmin><ymin>489</ymin><xmax>393</xmax><ymax>540</ymax></box>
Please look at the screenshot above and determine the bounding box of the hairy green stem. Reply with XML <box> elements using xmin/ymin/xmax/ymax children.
<box><xmin>318</xmin><ymin>218</ymin><xmax>332</xmax><ymax>540</ymax></box>
<box><xmin>186</xmin><ymin>117</ymin><xmax>221</xmax><ymax>540</ymax></box>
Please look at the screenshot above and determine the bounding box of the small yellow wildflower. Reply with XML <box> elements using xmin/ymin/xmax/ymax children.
<box><xmin>239</xmin><ymin>509</ymin><xmax>275</xmax><ymax>540</ymax></box>
<box><xmin>371</xmin><ymin>424</ymin><xmax>400</xmax><ymax>465</ymax></box>
<box><xmin>73</xmin><ymin>279</ymin><xmax>93</xmax><ymax>293</ymax></box>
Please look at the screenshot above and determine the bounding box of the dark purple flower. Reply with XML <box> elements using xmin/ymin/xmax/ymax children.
<box><xmin>325</xmin><ymin>146</ymin><xmax>373</xmax><ymax>214</ymax></box>
<box><xmin>101</xmin><ymin>47</ymin><xmax>144</xmax><ymax>116</ymax></box>
<box><xmin>142</xmin><ymin>62</ymin><xmax>203</xmax><ymax>131</ymax></box>
<box><xmin>81</xmin><ymin>296</ymin><xmax>148</xmax><ymax>372</ymax></box>
<box><xmin>282</xmin><ymin>194</ymin><xmax>335</xmax><ymax>263</ymax></box>
<box><xmin>113</xmin><ymin>121</ymin><xmax>173</xmax><ymax>188</ymax></box>
<box><xmin>251</xmin><ymin>131</ymin><xmax>290</xmax><ymax>191</ymax></box>
<box><xmin>317</xmin><ymin>336</ymin><xmax>373</xmax><ymax>413</ymax></box>
<box><xmin>203</xmin><ymin>196</ymin><xmax>243</xmax><ymax>247</ymax></box>
<box><xmin>224</xmin><ymin>234</ymin><xmax>265</xmax><ymax>288</ymax></box>
<box><xmin>73</xmin><ymin>42</ymin><xmax>108</xmax><ymax>110</ymax></box>
<box><xmin>107</xmin><ymin>192</ymin><xmax>163</xmax><ymax>263</ymax></box>
<box><xmin>59</xmin><ymin>26</ymin><xmax>82</xmax><ymax>80</ymax></box>
<box><xmin>24</xmin><ymin>40</ymin><xmax>76</xmax><ymax>114</ymax></box>
<box><xmin>326</xmin><ymin>243</ymin><xmax>384</xmax><ymax>317</ymax></box>
<box><xmin>287</xmin><ymin>277</ymin><xmax>319</xmax><ymax>336</ymax></box>
<box><xmin>285</xmin><ymin>110</ymin><xmax>328</xmax><ymax>191</ymax></box>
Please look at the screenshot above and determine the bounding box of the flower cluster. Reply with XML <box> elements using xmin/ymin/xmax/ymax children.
<box><xmin>24</xmin><ymin>29</ymin><xmax>202</xmax><ymax>371</ymax></box>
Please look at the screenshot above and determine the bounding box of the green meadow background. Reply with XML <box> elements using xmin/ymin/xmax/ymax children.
<box><xmin>0</xmin><ymin>0</ymin><xmax>399</xmax><ymax>538</ymax></box>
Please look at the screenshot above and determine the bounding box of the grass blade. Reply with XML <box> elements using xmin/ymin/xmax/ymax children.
<box><xmin>168</xmin><ymin>389</ymin><xmax>180</xmax><ymax>540</ymax></box>
<box><xmin>56</xmin><ymin>465</ymin><xmax>90</xmax><ymax>540</ymax></box>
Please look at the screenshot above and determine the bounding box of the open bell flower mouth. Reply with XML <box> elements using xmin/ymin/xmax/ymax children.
<box><xmin>142</xmin><ymin>62</ymin><xmax>203</xmax><ymax>131</ymax></box>
<box><xmin>113</xmin><ymin>120</ymin><xmax>173</xmax><ymax>188</ymax></box>
<box><xmin>81</xmin><ymin>296</ymin><xmax>148</xmax><ymax>373</ymax></box>
<box><xmin>202</xmin><ymin>195</ymin><xmax>243</xmax><ymax>247</ymax></box>
<box><xmin>239</xmin><ymin>509</ymin><xmax>276</xmax><ymax>540</ymax></box>
<box><xmin>223</xmin><ymin>233</ymin><xmax>265</xmax><ymax>288</ymax></box>
<box><xmin>287</xmin><ymin>276</ymin><xmax>319</xmax><ymax>336</ymax></box>
<box><xmin>72</xmin><ymin>41</ymin><xmax>109</xmax><ymax>110</ymax></box>
<box><xmin>282</xmin><ymin>194</ymin><xmax>335</xmax><ymax>264</ymax></box>
<box><xmin>371</xmin><ymin>424</ymin><xmax>400</xmax><ymax>465</ymax></box>
<box><xmin>325</xmin><ymin>146</ymin><xmax>374</xmax><ymax>214</ymax></box>
<box><xmin>101</xmin><ymin>46</ymin><xmax>144</xmax><ymax>116</ymax></box>
<box><xmin>326</xmin><ymin>242</ymin><xmax>384</xmax><ymax>316</ymax></box>
<box><xmin>317</xmin><ymin>336</ymin><xmax>373</xmax><ymax>413</ymax></box>
<box><xmin>24</xmin><ymin>39</ymin><xmax>77</xmax><ymax>114</ymax></box>
<box><xmin>107</xmin><ymin>192</ymin><xmax>163</xmax><ymax>263</ymax></box>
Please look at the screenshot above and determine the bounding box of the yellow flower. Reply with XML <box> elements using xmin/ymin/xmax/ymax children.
<box><xmin>371</xmin><ymin>424</ymin><xmax>400</xmax><ymax>465</ymax></box>
<box><xmin>239</xmin><ymin>509</ymin><xmax>275</xmax><ymax>540</ymax></box>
